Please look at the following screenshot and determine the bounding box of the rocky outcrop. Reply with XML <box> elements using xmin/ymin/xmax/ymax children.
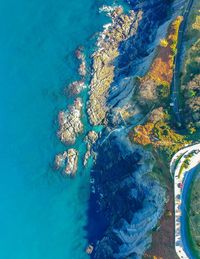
<box><xmin>64</xmin><ymin>148</ymin><xmax>78</xmax><ymax>175</ymax></box>
<box><xmin>57</xmin><ymin>98</ymin><xmax>83</xmax><ymax>144</ymax></box>
<box><xmin>87</xmin><ymin>6</ymin><xmax>142</xmax><ymax>126</ymax></box>
<box><xmin>84</xmin><ymin>131</ymin><xmax>98</xmax><ymax>166</ymax></box>
<box><xmin>55</xmin><ymin>151</ymin><xmax>68</xmax><ymax>169</ymax></box>
<box><xmin>55</xmin><ymin>148</ymin><xmax>78</xmax><ymax>176</ymax></box>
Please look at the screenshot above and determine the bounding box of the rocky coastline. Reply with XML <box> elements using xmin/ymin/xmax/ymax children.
<box><xmin>87</xmin><ymin>6</ymin><xmax>142</xmax><ymax>126</ymax></box>
<box><xmin>85</xmin><ymin>0</ymin><xmax>188</xmax><ymax>258</ymax></box>
<box><xmin>54</xmin><ymin>0</ymin><xmax>190</xmax><ymax>257</ymax></box>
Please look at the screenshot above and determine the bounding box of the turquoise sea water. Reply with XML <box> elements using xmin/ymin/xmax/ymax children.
<box><xmin>0</xmin><ymin>0</ymin><xmax>112</xmax><ymax>258</ymax></box>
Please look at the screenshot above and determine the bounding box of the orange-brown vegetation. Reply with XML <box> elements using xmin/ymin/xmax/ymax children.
<box><xmin>147</xmin><ymin>16</ymin><xmax>183</xmax><ymax>86</ymax></box>
<box><xmin>139</xmin><ymin>15</ymin><xmax>183</xmax><ymax>100</ymax></box>
<box><xmin>129</xmin><ymin>122</ymin><xmax>154</xmax><ymax>145</ymax></box>
<box><xmin>138</xmin><ymin>16</ymin><xmax>183</xmax><ymax>105</ymax></box>
<box><xmin>129</xmin><ymin>108</ymin><xmax>189</xmax><ymax>156</ymax></box>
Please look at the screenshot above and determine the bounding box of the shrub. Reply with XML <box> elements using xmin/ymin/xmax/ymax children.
<box><xmin>160</xmin><ymin>38</ymin><xmax>168</xmax><ymax>47</ymax></box>
<box><xmin>192</xmin><ymin>15</ymin><xmax>200</xmax><ymax>31</ymax></box>
<box><xmin>188</xmin><ymin>89</ymin><xmax>196</xmax><ymax>97</ymax></box>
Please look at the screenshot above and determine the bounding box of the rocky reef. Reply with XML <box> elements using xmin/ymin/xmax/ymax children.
<box><xmin>57</xmin><ymin>98</ymin><xmax>83</xmax><ymax>144</ymax></box>
<box><xmin>55</xmin><ymin>47</ymin><xmax>87</xmax><ymax>177</ymax></box>
<box><xmin>53</xmin><ymin>0</ymin><xmax>192</xmax><ymax>256</ymax></box>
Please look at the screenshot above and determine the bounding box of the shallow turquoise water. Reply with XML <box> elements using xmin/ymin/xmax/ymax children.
<box><xmin>0</xmin><ymin>0</ymin><xmax>110</xmax><ymax>258</ymax></box>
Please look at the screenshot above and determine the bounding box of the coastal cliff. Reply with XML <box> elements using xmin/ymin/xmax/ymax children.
<box><xmin>86</xmin><ymin>0</ymin><xmax>188</xmax><ymax>258</ymax></box>
<box><xmin>54</xmin><ymin>0</ymin><xmax>191</xmax><ymax>257</ymax></box>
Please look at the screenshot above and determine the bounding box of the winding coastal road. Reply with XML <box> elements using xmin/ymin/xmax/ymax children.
<box><xmin>170</xmin><ymin>143</ymin><xmax>200</xmax><ymax>259</ymax></box>
<box><xmin>171</xmin><ymin>0</ymin><xmax>194</xmax><ymax>125</ymax></box>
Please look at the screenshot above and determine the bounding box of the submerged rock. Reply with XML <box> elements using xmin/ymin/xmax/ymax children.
<box><xmin>67</xmin><ymin>80</ymin><xmax>86</xmax><ymax>95</ymax></box>
<box><xmin>76</xmin><ymin>47</ymin><xmax>87</xmax><ymax>77</ymax></box>
<box><xmin>86</xmin><ymin>244</ymin><xmax>94</xmax><ymax>255</ymax></box>
<box><xmin>55</xmin><ymin>151</ymin><xmax>68</xmax><ymax>169</ymax></box>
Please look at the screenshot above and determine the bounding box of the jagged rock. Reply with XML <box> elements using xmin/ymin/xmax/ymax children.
<box><xmin>64</xmin><ymin>148</ymin><xmax>78</xmax><ymax>175</ymax></box>
<box><xmin>58</xmin><ymin>98</ymin><xmax>83</xmax><ymax>144</ymax></box>
<box><xmin>54</xmin><ymin>151</ymin><xmax>68</xmax><ymax>169</ymax></box>
<box><xmin>87</xmin><ymin>6</ymin><xmax>142</xmax><ymax>126</ymax></box>
<box><xmin>54</xmin><ymin>149</ymin><xmax>78</xmax><ymax>176</ymax></box>
<box><xmin>85</xmin><ymin>130</ymin><xmax>99</xmax><ymax>144</ymax></box>
<box><xmin>84</xmin><ymin>150</ymin><xmax>91</xmax><ymax>167</ymax></box>
<box><xmin>84</xmin><ymin>131</ymin><xmax>99</xmax><ymax>166</ymax></box>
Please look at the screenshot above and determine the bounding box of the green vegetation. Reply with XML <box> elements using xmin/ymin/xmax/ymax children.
<box><xmin>187</xmin><ymin>167</ymin><xmax>200</xmax><ymax>258</ymax></box>
<box><xmin>183</xmin><ymin>40</ymin><xmax>200</xmax><ymax>84</ymax></box>
<box><xmin>157</xmin><ymin>83</ymin><xmax>170</xmax><ymax>99</ymax></box>
<box><xmin>178</xmin><ymin>152</ymin><xmax>193</xmax><ymax>178</ymax></box>
<box><xmin>192</xmin><ymin>15</ymin><xmax>200</xmax><ymax>30</ymax></box>
<box><xmin>180</xmin><ymin>1</ymin><xmax>200</xmax><ymax>134</ymax></box>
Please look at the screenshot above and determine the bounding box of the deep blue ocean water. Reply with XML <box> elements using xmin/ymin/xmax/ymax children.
<box><xmin>0</xmin><ymin>0</ymin><xmax>113</xmax><ymax>258</ymax></box>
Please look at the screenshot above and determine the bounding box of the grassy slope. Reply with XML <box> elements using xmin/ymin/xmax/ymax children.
<box><xmin>186</xmin><ymin>166</ymin><xmax>200</xmax><ymax>258</ymax></box>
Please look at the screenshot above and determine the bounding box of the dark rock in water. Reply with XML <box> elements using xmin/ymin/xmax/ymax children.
<box><xmin>87</xmin><ymin>132</ymin><xmax>166</xmax><ymax>258</ymax></box>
